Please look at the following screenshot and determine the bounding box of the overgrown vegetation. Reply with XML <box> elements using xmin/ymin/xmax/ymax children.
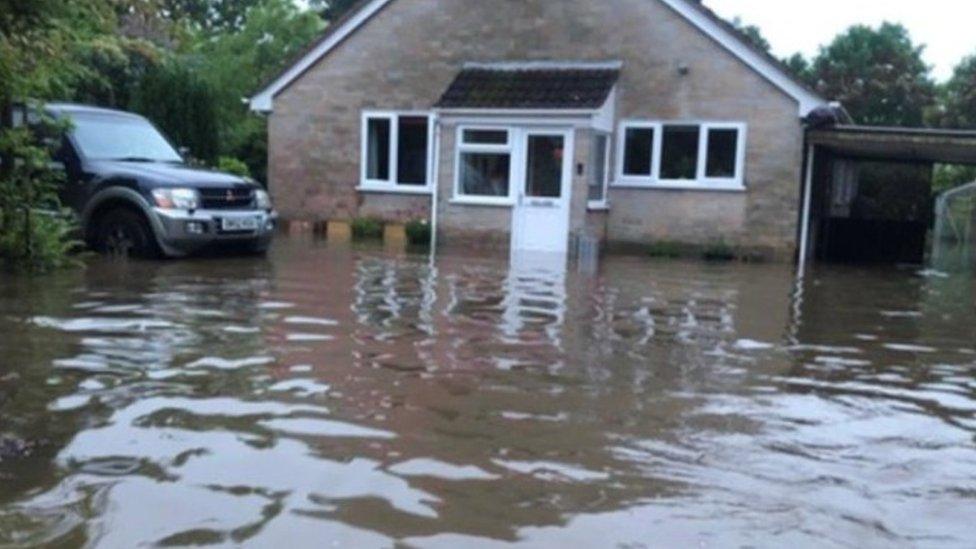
<box><xmin>216</xmin><ymin>156</ymin><xmax>251</xmax><ymax>178</ymax></box>
<box><xmin>702</xmin><ymin>240</ymin><xmax>737</xmax><ymax>262</ymax></box>
<box><xmin>0</xmin><ymin>114</ymin><xmax>84</xmax><ymax>272</ymax></box>
<box><xmin>646</xmin><ymin>240</ymin><xmax>684</xmax><ymax>258</ymax></box>
<box><xmin>0</xmin><ymin>1</ymin><xmax>109</xmax><ymax>271</ymax></box>
<box><xmin>351</xmin><ymin>217</ymin><xmax>384</xmax><ymax>240</ymax></box>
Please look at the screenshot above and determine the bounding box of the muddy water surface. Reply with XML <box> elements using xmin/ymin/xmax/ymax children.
<box><xmin>0</xmin><ymin>239</ymin><xmax>974</xmax><ymax>547</ymax></box>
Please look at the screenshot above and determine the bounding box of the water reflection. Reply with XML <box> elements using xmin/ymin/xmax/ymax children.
<box><xmin>0</xmin><ymin>240</ymin><xmax>973</xmax><ymax>547</ymax></box>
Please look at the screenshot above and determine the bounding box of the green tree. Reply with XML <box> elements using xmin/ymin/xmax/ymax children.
<box><xmin>309</xmin><ymin>0</ymin><xmax>360</xmax><ymax>20</ymax></box>
<box><xmin>72</xmin><ymin>37</ymin><xmax>165</xmax><ymax>108</ymax></box>
<box><xmin>130</xmin><ymin>60</ymin><xmax>220</xmax><ymax>163</ymax></box>
<box><xmin>938</xmin><ymin>54</ymin><xmax>976</xmax><ymax>129</ymax></box>
<box><xmin>187</xmin><ymin>0</ymin><xmax>324</xmax><ymax>180</ymax></box>
<box><xmin>809</xmin><ymin>22</ymin><xmax>935</xmax><ymax>126</ymax></box>
<box><xmin>0</xmin><ymin>0</ymin><xmax>113</xmax><ymax>271</ymax></box>
<box><xmin>731</xmin><ymin>17</ymin><xmax>771</xmax><ymax>53</ymax></box>
<box><xmin>161</xmin><ymin>0</ymin><xmax>263</xmax><ymax>32</ymax></box>
<box><xmin>782</xmin><ymin>53</ymin><xmax>815</xmax><ymax>87</ymax></box>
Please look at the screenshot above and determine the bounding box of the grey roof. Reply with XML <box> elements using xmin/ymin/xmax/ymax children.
<box><xmin>435</xmin><ymin>64</ymin><xmax>621</xmax><ymax>110</ymax></box>
<box><xmin>808</xmin><ymin>125</ymin><xmax>976</xmax><ymax>165</ymax></box>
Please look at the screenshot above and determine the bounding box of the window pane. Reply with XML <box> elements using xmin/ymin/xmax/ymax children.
<box><xmin>660</xmin><ymin>125</ymin><xmax>700</xmax><ymax>180</ymax></box>
<box><xmin>623</xmin><ymin>127</ymin><xmax>653</xmax><ymax>176</ymax></box>
<box><xmin>69</xmin><ymin>114</ymin><xmax>182</xmax><ymax>162</ymax></box>
<box><xmin>589</xmin><ymin>134</ymin><xmax>608</xmax><ymax>201</ymax></box>
<box><xmin>366</xmin><ymin>118</ymin><xmax>390</xmax><ymax>180</ymax></box>
<box><xmin>397</xmin><ymin>116</ymin><xmax>428</xmax><ymax>185</ymax></box>
<box><xmin>460</xmin><ymin>152</ymin><xmax>510</xmax><ymax>197</ymax></box>
<box><xmin>526</xmin><ymin>135</ymin><xmax>564</xmax><ymax>198</ymax></box>
<box><xmin>705</xmin><ymin>128</ymin><xmax>739</xmax><ymax>178</ymax></box>
<box><xmin>463</xmin><ymin>129</ymin><xmax>508</xmax><ymax>145</ymax></box>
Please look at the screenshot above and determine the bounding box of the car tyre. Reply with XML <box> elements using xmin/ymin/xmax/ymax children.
<box><xmin>96</xmin><ymin>209</ymin><xmax>160</xmax><ymax>259</ymax></box>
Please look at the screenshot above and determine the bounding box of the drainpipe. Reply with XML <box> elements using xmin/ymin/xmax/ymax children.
<box><xmin>429</xmin><ymin>113</ymin><xmax>441</xmax><ymax>252</ymax></box>
<box><xmin>798</xmin><ymin>143</ymin><xmax>815</xmax><ymax>272</ymax></box>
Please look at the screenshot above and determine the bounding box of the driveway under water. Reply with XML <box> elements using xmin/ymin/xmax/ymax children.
<box><xmin>0</xmin><ymin>238</ymin><xmax>974</xmax><ymax>547</ymax></box>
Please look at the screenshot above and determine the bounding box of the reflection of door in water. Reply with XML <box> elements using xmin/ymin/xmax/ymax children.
<box><xmin>512</xmin><ymin>129</ymin><xmax>573</xmax><ymax>253</ymax></box>
<box><xmin>503</xmin><ymin>248</ymin><xmax>568</xmax><ymax>343</ymax></box>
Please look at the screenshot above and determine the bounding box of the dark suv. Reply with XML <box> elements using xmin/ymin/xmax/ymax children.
<box><xmin>45</xmin><ymin>103</ymin><xmax>277</xmax><ymax>258</ymax></box>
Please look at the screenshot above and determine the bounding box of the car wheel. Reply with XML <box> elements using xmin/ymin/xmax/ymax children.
<box><xmin>96</xmin><ymin>209</ymin><xmax>160</xmax><ymax>259</ymax></box>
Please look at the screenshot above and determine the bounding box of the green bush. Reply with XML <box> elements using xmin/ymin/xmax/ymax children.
<box><xmin>405</xmin><ymin>219</ymin><xmax>431</xmax><ymax>246</ymax></box>
<box><xmin>702</xmin><ymin>239</ymin><xmax>737</xmax><ymax>261</ymax></box>
<box><xmin>647</xmin><ymin>240</ymin><xmax>683</xmax><ymax>258</ymax></box>
<box><xmin>0</xmin><ymin>116</ymin><xmax>83</xmax><ymax>272</ymax></box>
<box><xmin>216</xmin><ymin>156</ymin><xmax>251</xmax><ymax>177</ymax></box>
<box><xmin>351</xmin><ymin>217</ymin><xmax>383</xmax><ymax>240</ymax></box>
<box><xmin>0</xmin><ymin>209</ymin><xmax>83</xmax><ymax>272</ymax></box>
<box><xmin>130</xmin><ymin>60</ymin><xmax>220</xmax><ymax>164</ymax></box>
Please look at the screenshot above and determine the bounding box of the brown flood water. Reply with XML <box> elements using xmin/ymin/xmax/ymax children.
<box><xmin>0</xmin><ymin>238</ymin><xmax>974</xmax><ymax>548</ymax></box>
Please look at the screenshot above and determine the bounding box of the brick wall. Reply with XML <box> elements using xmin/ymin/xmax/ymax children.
<box><xmin>269</xmin><ymin>0</ymin><xmax>806</xmax><ymax>255</ymax></box>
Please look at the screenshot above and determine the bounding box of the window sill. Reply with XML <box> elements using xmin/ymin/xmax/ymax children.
<box><xmin>587</xmin><ymin>201</ymin><xmax>610</xmax><ymax>211</ymax></box>
<box><xmin>449</xmin><ymin>197</ymin><xmax>514</xmax><ymax>207</ymax></box>
<box><xmin>357</xmin><ymin>185</ymin><xmax>432</xmax><ymax>195</ymax></box>
<box><xmin>612</xmin><ymin>180</ymin><xmax>746</xmax><ymax>192</ymax></box>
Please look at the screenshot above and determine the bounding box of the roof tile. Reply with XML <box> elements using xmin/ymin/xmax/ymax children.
<box><xmin>436</xmin><ymin>67</ymin><xmax>620</xmax><ymax>109</ymax></box>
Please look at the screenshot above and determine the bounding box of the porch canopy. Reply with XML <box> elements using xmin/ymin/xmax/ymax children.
<box><xmin>807</xmin><ymin>125</ymin><xmax>976</xmax><ymax>165</ymax></box>
<box><xmin>435</xmin><ymin>61</ymin><xmax>621</xmax><ymax>110</ymax></box>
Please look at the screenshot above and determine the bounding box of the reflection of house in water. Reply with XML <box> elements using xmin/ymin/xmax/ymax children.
<box><xmin>263</xmin><ymin>244</ymin><xmax>800</xmax><ymax>540</ymax></box>
<box><xmin>5</xmin><ymin>239</ymin><xmax>824</xmax><ymax>544</ymax></box>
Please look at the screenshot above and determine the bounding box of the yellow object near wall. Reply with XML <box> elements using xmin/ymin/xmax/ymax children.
<box><xmin>327</xmin><ymin>221</ymin><xmax>352</xmax><ymax>242</ymax></box>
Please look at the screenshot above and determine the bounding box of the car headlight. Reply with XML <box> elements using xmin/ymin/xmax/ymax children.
<box><xmin>152</xmin><ymin>188</ymin><xmax>199</xmax><ymax>210</ymax></box>
<box><xmin>255</xmin><ymin>189</ymin><xmax>272</xmax><ymax>210</ymax></box>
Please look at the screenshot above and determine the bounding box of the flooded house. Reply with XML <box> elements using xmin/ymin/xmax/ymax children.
<box><xmin>250</xmin><ymin>0</ymin><xmax>830</xmax><ymax>260</ymax></box>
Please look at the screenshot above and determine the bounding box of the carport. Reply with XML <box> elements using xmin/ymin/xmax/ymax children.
<box><xmin>798</xmin><ymin>125</ymin><xmax>976</xmax><ymax>267</ymax></box>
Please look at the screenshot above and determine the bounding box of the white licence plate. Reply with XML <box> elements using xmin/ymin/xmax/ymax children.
<box><xmin>221</xmin><ymin>216</ymin><xmax>259</xmax><ymax>232</ymax></box>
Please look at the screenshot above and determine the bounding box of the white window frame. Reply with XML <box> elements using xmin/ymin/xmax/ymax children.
<box><xmin>588</xmin><ymin>131</ymin><xmax>612</xmax><ymax>209</ymax></box>
<box><xmin>359</xmin><ymin>110</ymin><xmax>434</xmax><ymax>194</ymax></box>
<box><xmin>614</xmin><ymin>120</ymin><xmax>747</xmax><ymax>191</ymax></box>
<box><xmin>452</xmin><ymin>125</ymin><xmax>517</xmax><ymax>206</ymax></box>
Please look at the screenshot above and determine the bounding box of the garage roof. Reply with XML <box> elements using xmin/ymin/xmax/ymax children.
<box><xmin>808</xmin><ymin>125</ymin><xmax>976</xmax><ymax>165</ymax></box>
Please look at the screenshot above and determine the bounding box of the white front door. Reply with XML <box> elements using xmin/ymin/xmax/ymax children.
<box><xmin>511</xmin><ymin>129</ymin><xmax>574</xmax><ymax>253</ymax></box>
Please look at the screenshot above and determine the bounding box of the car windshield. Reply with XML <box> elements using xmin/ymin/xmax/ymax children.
<box><xmin>69</xmin><ymin>113</ymin><xmax>182</xmax><ymax>162</ymax></box>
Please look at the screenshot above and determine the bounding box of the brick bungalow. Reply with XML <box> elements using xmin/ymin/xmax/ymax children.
<box><xmin>250</xmin><ymin>0</ymin><xmax>829</xmax><ymax>258</ymax></box>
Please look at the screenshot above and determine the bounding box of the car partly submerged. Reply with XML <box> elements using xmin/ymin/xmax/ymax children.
<box><xmin>43</xmin><ymin>103</ymin><xmax>277</xmax><ymax>258</ymax></box>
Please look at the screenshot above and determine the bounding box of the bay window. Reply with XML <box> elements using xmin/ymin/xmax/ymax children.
<box><xmin>361</xmin><ymin>111</ymin><xmax>433</xmax><ymax>191</ymax></box>
<box><xmin>617</xmin><ymin>121</ymin><xmax>746</xmax><ymax>190</ymax></box>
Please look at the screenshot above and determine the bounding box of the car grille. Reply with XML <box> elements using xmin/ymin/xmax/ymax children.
<box><xmin>199</xmin><ymin>187</ymin><xmax>255</xmax><ymax>210</ymax></box>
